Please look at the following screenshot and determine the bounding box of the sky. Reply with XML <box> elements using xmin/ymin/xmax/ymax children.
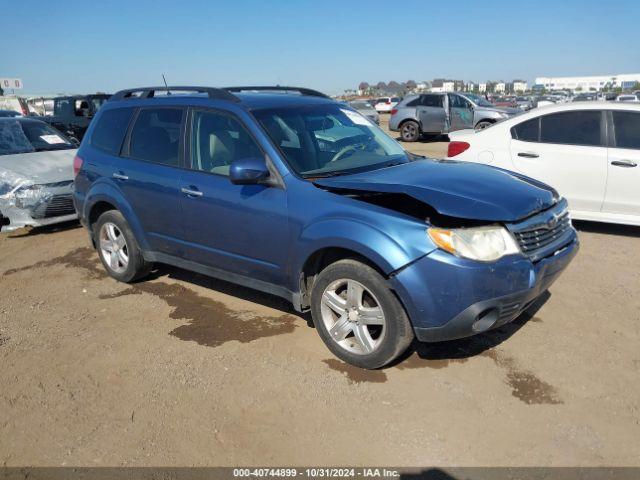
<box><xmin>2</xmin><ymin>0</ymin><xmax>639</xmax><ymax>96</ymax></box>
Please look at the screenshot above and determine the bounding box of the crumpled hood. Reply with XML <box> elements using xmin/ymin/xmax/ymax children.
<box><xmin>314</xmin><ymin>159</ymin><xmax>558</xmax><ymax>222</ymax></box>
<box><xmin>0</xmin><ymin>149</ymin><xmax>76</xmax><ymax>185</ymax></box>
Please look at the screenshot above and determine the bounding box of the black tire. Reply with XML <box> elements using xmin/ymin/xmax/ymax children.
<box><xmin>93</xmin><ymin>210</ymin><xmax>152</xmax><ymax>283</ymax></box>
<box><xmin>310</xmin><ymin>259</ymin><xmax>414</xmax><ymax>369</ymax></box>
<box><xmin>475</xmin><ymin>120</ymin><xmax>493</xmax><ymax>131</ymax></box>
<box><xmin>400</xmin><ymin>120</ymin><xmax>421</xmax><ymax>142</ymax></box>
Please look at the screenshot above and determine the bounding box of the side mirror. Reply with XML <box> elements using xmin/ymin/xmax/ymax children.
<box><xmin>229</xmin><ymin>157</ymin><xmax>270</xmax><ymax>185</ymax></box>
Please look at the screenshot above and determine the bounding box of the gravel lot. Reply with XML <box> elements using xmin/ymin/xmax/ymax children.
<box><xmin>1</xmin><ymin>116</ymin><xmax>639</xmax><ymax>466</ymax></box>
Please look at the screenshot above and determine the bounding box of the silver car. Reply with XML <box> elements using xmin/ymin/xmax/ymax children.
<box><xmin>348</xmin><ymin>100</ymin><xmax>380</xmax><ymax>124</ymax></box>
<box><xmin>0</xmin><ymin>117</ymin><xmax>78</xmax><ymax>232</ymax></box>
<box><xmin>389</xmin><ymin>92</ymin><xmax>520</xmax><ymax>142</ymax></box>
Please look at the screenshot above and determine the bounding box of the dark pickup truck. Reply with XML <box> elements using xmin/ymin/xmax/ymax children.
<box><xmin>39</xmin><ymin>94</ymin><xmax>110</xmax><ymax>141</ymax></box>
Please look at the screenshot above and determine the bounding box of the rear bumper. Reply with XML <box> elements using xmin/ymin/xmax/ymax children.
<box><xmin>390</xmin><ymin>235</ymin><xmax>579</xmax><ymax>342</ymax></box>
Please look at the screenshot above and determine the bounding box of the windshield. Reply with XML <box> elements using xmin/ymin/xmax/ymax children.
<box><xmin>253</xmin><ymin>104</ymin><xmax>409</xmax><ymax>178</ymax></box>
<box><xmin>0</xmin><ymin>120</ymin><xmax>74</xmax><ymax>155</ymax></box>
<box><xmin>461</xmin><ymin>93</ymin><xmax>495</xmax><ymax>108</ymax></box>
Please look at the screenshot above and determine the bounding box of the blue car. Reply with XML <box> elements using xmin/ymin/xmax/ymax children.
<box><xmin>73</xmin><ymin>86</ymin><xmax>579</xmax><ymax>369</ymax></box>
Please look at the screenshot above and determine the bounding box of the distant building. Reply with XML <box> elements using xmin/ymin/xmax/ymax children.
<box><xmin>479</xmin><ymin>83</ymin><xmax>487</xmax><ymax>93</ymax></box>
<box><xmin>466</xmin><ymin>82</ymin><xmax>477</xmax><ymax>92</ymax></box>
<box><xmin>494</xmin><ymin>82</ymin><xmax>506</xmax><ymax>93</ymax></box>
<box><xmin>512</xmin><ymin>80</ymin><xmax>528</xmax><ymax>93</ymax></box>
<box><xmin>535</xmin><ymin>73</ymin><xmax>640</xmax><ymax>91</ymax></box>
<box><xmin>431</xmin><ymin>79</ymin><xmax>463</xmax><ymax>92</ymax></box>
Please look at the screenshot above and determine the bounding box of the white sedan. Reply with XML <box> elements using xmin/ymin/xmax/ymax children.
<box><xmin>447</xmin><ymin>102</ymin><xmax>640</xmax><ymax>226</ymax></box>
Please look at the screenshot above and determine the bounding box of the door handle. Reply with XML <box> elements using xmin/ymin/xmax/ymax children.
<box><xmin>112</xmin><ymin>173</ymin><xmax>129</xmax><ymax>180</ymax></box>
<box><xmin>611</xmin><ymin>160</ymin><xmax>637</xmax><ymax>168</ymax></box>
<box><xmin>181</xmin><ymin>187</ymin><xmax>203</xmax><ymax>197</ymax></box>
<box><xmin>517</xmin><ymin>152</ymin><xmax>539</xmax><ymax>158</ymax></box>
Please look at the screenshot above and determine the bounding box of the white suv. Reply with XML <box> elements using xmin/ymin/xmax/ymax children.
<box><xmin>447</xmin><ymin>102</ymin><xmax>640</xmax><ymax>226</ymax></box>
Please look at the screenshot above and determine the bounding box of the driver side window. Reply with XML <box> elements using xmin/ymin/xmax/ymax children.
<box><xmin>190</xmin><ymin>110</ymin><xmax>262</xmax><ymax>176</ymax></box>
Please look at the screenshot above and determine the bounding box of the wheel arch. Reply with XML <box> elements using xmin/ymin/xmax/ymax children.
<box><xmin>83</xmin><ymin>183</ymin><xmax>150</xmax><ymax>251</ymax></box>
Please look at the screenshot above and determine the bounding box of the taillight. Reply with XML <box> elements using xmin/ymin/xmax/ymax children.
<box><xmin>386</xmin><ymin>100</ymin><xmax>391</xmax><ymax>104</ymax></box>
<box><xmin>447</xmin><ymin>141</ymin><xmax>470</xmax><ymax>157</ymax></box>
<box><xmin>390</xmin><ymin>108</ymin><xmax>398</xmax><ymax>115</ymax></box>
<box><xmin>73</xmin><ymin>155</ymin><xmax>84</xmax><ymax>177</ymax></box>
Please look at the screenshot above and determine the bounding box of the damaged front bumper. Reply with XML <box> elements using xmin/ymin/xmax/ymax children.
<box><xmin>389</xmin><ymin>235</ymin><xmax>579</xmax><ymax>342</ymax></box>
<box><xmin>0</xmin><ymin>170</ymin><xmax>77</xmax><ymax>232</ymax></box>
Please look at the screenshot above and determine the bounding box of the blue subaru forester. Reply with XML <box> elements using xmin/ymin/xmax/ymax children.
<box><xmin>73</xmin><ymin>86</ymin><xmax>578</xmax><ymax>369</ymax></box>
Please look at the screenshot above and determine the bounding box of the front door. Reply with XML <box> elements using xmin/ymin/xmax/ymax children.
<box><xmin>448</xmin><ymin>94</ymin><xmax>475</xmax><ymax>131</ymax></box>
<box><xmin>178</xmin><ymin>108</ymin><xmax>289</xmax><ymax>286</ymax></box>
<box><xmin>603</xmin><ymin>110</ymin><xmax>640</xmax><ymax>217</ymax></box>
<box><xmin>509</xmin><ymin>110</ymin><xmax>607</xmax><ymax>213</ymax></box>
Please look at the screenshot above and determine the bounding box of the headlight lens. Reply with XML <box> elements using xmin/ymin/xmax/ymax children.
<box><xmin>428</xmin><ymin>225</ymin><xmax>521</xmax><ymax>262</ymax></box>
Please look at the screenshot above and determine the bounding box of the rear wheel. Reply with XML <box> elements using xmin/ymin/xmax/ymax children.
<box><xmin>93</xmin><ymin>210</ymin><xmax>151</xmax><ymax>283</ymax></box>
<box><xmin>400</xmin><ymin>121</ymin><xmax>421</xmax><ymax>142</ymax></box>
<box><xmin>310</xmin><ymin>259</ymin><xmax>414</xmax><ymax>369</ymax></box>
<box><xmin>475</xmin><ymin>120</ymin><xmax>493</xmax><ymax>131</ymax></box>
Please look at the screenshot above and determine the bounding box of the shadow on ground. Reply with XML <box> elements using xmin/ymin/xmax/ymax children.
<box><xmin>573</xmin><ymin>220</ymin><xmax>640</xmax><ymax>237</ymax></box>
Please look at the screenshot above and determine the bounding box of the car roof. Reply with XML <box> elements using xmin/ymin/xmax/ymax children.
<box><xmin>105</xmin><ymin>85</ymin><xmax>336</xmax><ymax>111</ymax></box>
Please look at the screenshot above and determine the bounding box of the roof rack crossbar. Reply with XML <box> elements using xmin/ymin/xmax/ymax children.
<box><xmin>110</xmin><ymin>86</ymin><xmax>240</xmax><ymax>102</ymax></box>
<box><xmin>224</xmin><ymin>86</ymin><xmax>330</xmax><ymax>99</ymax></box>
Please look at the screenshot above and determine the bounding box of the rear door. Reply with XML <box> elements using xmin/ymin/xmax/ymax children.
<box><xmin>110</xmin><ymin>106</ymin><xmax>187</xmax><ymax>256</ymax></box>
<box><xmin>448</xmin><ymin>94</ymin><xmax>475</xmax><ymax>131</ymax></box>
<box><xmin>509</xmin><ymin>110</ymin><xmax>607</xmax><ymax>213</ymax></box>
<box><xmin>603</xmin><ymin>110</ymin><xmax>640</xmax><ymax>216</ymax></box>
<box><xmin>178</xmin><ymin>108</ymin><xmax>289</xmax><ymax>286</ymax></box>
<box><xmin>417</xmin><ymin>94</ymin><xmax>446</xmax><ymax>134</ymax></box>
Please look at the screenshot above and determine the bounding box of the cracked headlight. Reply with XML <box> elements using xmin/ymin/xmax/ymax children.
<box><xmin>428</xmin><ymin>225</ymin><xmax>521</xmax><ymax>262</ymax></box>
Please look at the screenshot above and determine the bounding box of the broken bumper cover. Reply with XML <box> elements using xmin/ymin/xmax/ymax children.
<box><xmin>0</xmin><ymin>173</ymin><xmax>77</xmax><ymax>232</ymax></box>
<box><xmin>389</xmin><ymin>236</ymin><xmax>579</xmax><ymax>342</ymax></box>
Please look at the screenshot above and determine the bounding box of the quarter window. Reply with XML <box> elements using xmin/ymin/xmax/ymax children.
<box><xmin>129</xmin><ymin>108</ymin><xmax>183</xmax><ymax>166</ymax></box>
<box><xmin>612</xmin><ymin>111</ymin><xmax>640</xmax><ymax>149</ymax></box>
<box><xmin>190</xmin><ymin>110</ymin><xmax>262</xmax><ymax>176</ymax></box>
<box><xmin>540</xmin><ymin>111</ymin><xmax>602</xmax><ymax>146</ymax></box>
<box><xmin>511</xmin><ymin>118</ymin><xmax>539</xmax><ymax>142</ymax></box>
<box><xmin>91</xmin><ymin>108</ymin><xmax>134</xmax><ymax>155</ymax></box>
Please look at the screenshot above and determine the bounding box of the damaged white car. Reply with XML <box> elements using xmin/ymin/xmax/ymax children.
<box><xmin>0</xmin><ymin>117</ymin><xmax>78</xmax><ymax>232</ymax></box>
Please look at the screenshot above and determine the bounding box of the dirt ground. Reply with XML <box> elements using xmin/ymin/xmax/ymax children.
<box><xmin>1</xmin><ymin>117</ymin><xmax>639</xmax><ymax>467</ymax></box>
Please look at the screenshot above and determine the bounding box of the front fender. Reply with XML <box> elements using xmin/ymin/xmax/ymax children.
<box><xmin>82</xmin><ymin>180</ymin><xmax>150</xmax><ymax>251</ymax></box>
<box><xmin>293</xmin><ymin>217</ymin><xmax>435</xmax><ymax>282</ymax></box>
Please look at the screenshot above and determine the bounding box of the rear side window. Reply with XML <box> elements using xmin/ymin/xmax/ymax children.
<box><xmin>129</xmin><ymin>108</ymin><xmax>183</xmax><ymax>167</ymax></box>
<box><xmin>91</xmin><ymin>108</ymin><xmax>134</xmax><ymax>155</ymax></box>
<box><xmin>612</xmin><ymin>111</ymin><xmax>640</xmax><ymax>149</ymax></box>
<box><xmin>540</xmin><ymin>111</ymin><xmax>602</xmax><ymax>146</ymax></box>
<box><xmin>511</xmin><ymin>117</ymin><xmax>539</xmax><ymax>142</ymax></box>
<box><xmin>405</xmin><ymin>98</ymin><xmax>420</xmax><ymax>107</ymax></box>
<box><xmin>421</xmin><ymin>94</ymin><xmax>443</xmax><ymax>107</ymax></box>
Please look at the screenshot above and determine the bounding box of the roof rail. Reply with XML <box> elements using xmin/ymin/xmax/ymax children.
<box><xmin>224</xmin><ymin>86</ymin><xmax>330</xmax><ymax>99</ymax></box>
<box><xmin>110</xmin><ymin>86</ymin><xmax>240</xmax><ymax>102</ymax></box>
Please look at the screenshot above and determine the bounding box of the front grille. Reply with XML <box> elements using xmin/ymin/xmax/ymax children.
<box><xmin>31</xmin><ymin>194</ymin><xmax>76</xmax><ymax>219</ymax></box>
<box><xmin>513</xmin><ymin>211</ymin><xmax>571</xmax><ymax>255</ymax></box>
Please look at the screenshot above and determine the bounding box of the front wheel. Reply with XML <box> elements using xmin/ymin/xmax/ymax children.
<box><xmin>310</xmin><ymin>259</ymin><xmax>414</xmax><ymax>369</ymax></box>
<box><xmin>400</xmin><ymin>121</ymin><xmax>421</xmax><ymax>142</ymax></box>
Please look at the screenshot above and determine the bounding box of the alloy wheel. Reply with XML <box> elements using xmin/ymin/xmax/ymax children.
<box><xmin>320</xmin><ymin>278</ymin><xmax>386</xmax><ymax>355</ymax></box>
<box><xmin>99</xmin><ymin>222</ymin><xmax>129</xmax><ymax>274</ymax></box>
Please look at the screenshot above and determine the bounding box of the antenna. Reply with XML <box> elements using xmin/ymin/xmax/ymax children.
<box><xmin>161</xmin><ymin>74</ymin><xmax>170</xmax><ymax>95</ymax></box>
